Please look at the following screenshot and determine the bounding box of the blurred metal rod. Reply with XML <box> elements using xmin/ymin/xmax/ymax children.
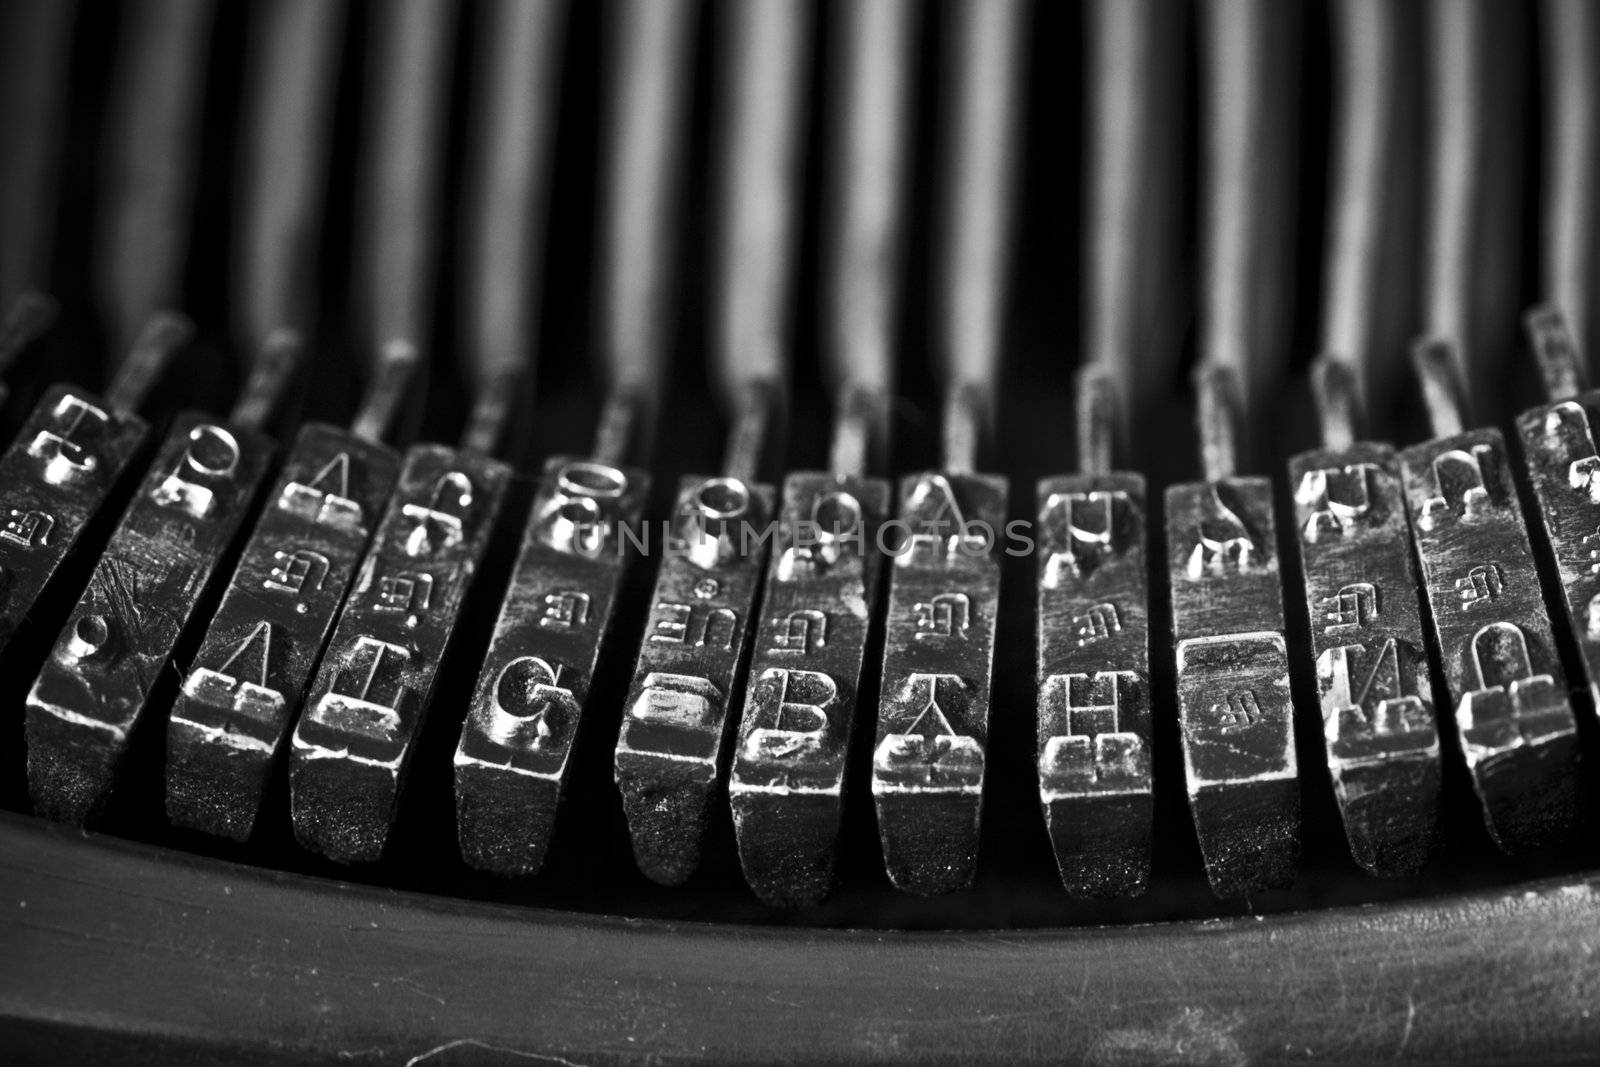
<box><xmin>1180</xmin><ymin>4</ymin><xmax>1302</xmax><ymax>900</ymax></box>
<box><xmin>595</xmin><ymin>0</ymin><xmax>698</xmax><ymax>453</ymax></box>
<box><xmin>941</xmin><ymin>380</ymin><xmax>988</xmax><ymax>476</ymax></box>
<box><xmin>1320</xmin><ymin>0</ymin><xmax>1396</xmax><ymax>378</ymax></box>
<box><xmin>350</xmin><ymin>340</ymin><xmax>422</xmax><ymax>444</ymax></box>
<box><xmin>722</xmin><ymin>380</ymin><xmax>778</xmax><ymax>485</ymax></box>
<box><xmin>1540</xmin><ymin>0</ymin><xmax>1599</xmax><ymax>361</ymax></box>
<box><xmin>1199</xmin><ymin>0</ymin><xmax>1293</xmax><ymax>396</ymax></box>
<box><xmin>97</xmin><ymin>0</ymin><xmax>216</xmax><ymax>357</ymax></box>
<box><xmin>0</xmin><ymin>294</ymin><xmax>58</xmax><ymax>381</ymax></box>
<box><xmin>1084</xmin><ymin>0</ymin><xmax>1156</xmax><ymax>389</ymax></box>
<box><xmin>0</xmin><ymin>0</ymin><xmax>76</xmax><ymax>308</ymax></box>
<box><xmin>829</xmin><ymin>382</ymin><xmax>877</xmax><ymax>479</ymax></box>
<box><xmin>1075</xmin><ymin>363</ymin><xmax>1117</xmax><ymax>476</ymax></box>
<box><xmin>824</xmin><ymin>0</ymin><xmax>916</xmax><ymax>439</ymax></box>
<box><xmin>1309</xmin><ymin>355</ymin><xmax>1362</xmax><ymax>452</ymax></box>
<box><xmin>104</xmin><ymin>312</ymin><xmax>195</xmax><ymax>414</ymax></box>
<box><xmin>460</xmin><ymin>365</ymin><xmax>521</xmax><ymax>457</ymax></box>
<box><xmin>229</xmin><ymin>326</ymin><xmax>302</xmax><ymax>429</ymax></box>
<box><xmin>1196</xmin><ymin>362</ymin><xmax>1242</xmax><ymax>483</ymax></box>
<box><xmin>591</xmin><ymin>386</ymin><xmax>649</xmax><ymax>466</ymax></box>
<box><xmin>1525</xmin><ymin>304</ymin><xmax>1586</xmax><ymax>401</ymax></box>
<box><xmin>938</xmin><ymin>0</ymin><xmax>1027</xmax><ymax>403</ymax></box>
<box><xmin>1412</xmin><ymin>337</ymin><xmax>1469</xmax><ymax>439</ymax></box>
<box><xmin>358</xmin><ymin>0</ymin><xmax>456</xmax><ymax>369</ymax></box>
<box><xmin>461</xmin><ymin>0</ymin><xmax>566</xmax><ymax>400</ymax></box>
<box><xmin>235</xmin><ymin>0</ymin><xmax>345</xmax><ymax>352</ymax></box>
<box><xmin>1421</xmin><ymin>0</ymin><xmax>1484</xmax><ymax>358</ymax></box>
<box><xmin>228</xmin><ymin>326</ymin><xmax>302</xmax><ymax>428</ymax></box>
<box><xmin>712</xmin><ymin>0</ymin><xmax>812</xmax><ymax>407</ymax></box>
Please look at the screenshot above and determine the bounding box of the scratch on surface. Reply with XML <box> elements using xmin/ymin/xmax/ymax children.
<box><xmin>1396</xmin><ymin>993</ymin><xmax>1416</xmax><ymax>1058</ymax></box>
<box><xmin>765</xmin><ymin>989</ymin><xmax>803</xmax><ymax>1010</ymax></box>
<box><xmin>393</xmin><ymin>975</ymin><xmax>447</xmax><ymax>1007</ymax></box>
<box><xmin>403</xmin><ymin>1038</ymin><xmax>589</xmax><ymax>1066</ymax></box>
<box><xmin>1087</xmin><ymin>1007</ymin><xmax>1247</xmax><ymax>1066</ymax></box>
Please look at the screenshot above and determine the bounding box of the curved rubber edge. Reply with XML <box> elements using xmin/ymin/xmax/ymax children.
<box><xmin>0</xmin><ymin>811</ymin><xmax>1596</xmax><ymax>1064</ymax></box>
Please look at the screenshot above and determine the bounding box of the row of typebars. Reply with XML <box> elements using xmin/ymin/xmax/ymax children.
<box><xmin>0</xmin><ymin>0</ymin><xmax>1596</xmax><ymax>906</ymax></box>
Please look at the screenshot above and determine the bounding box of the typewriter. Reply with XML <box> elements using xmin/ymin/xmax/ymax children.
<box><xmin>2</xmin><ymin>0</ymin><xmax>1598</xmax><ymax>1062</ymax></box>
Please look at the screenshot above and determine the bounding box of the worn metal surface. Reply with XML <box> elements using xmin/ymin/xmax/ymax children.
<box><xmin>1034</xmin><ymin>472</ymin><xmax>1152</xmax><ymax>898</ymax></box>
<box><xmin>1401</xmin><ymin>426</ymin><xmax>1581</xmax><ymax>854</ymax></box>
<box><xmin>1515</xmin><ymin>313</ymin><xmax>1600</xmax><ymax>710</ymax></box>
<box><xmin>166</xmin><ymin>424</ymin><xmax>400</xmax><ymax>841</ymax></box>
<box><xmin>1521</xmin><ymin>388</ymin><xmax>1600</xmax><ymax>702</ymax></box>
<box><xmin>1289</xmin><ymin>442</ymin><xmax>1442</xmax><ymax>876</ymax></box>
<box><xmin>729</xmin><ymin>471</ymin><xmax>887</xmax><ymax>908</ymax></box>
<box><xmin>3</xmin><ymin>813</ymin><xmax>1600</xmax><ymax>1064</ymax></box>
<box><xmin>25</xmin><ymin>412</ymin><xmax>276</xmax><ymax>824</ymax></box>
<box><xmin>289</xmin><ymin>444</ymin><xmax>511</xmax><ymax>864</ymax></box>
<box><xmin>454</xmin><ymin>454</ymin><xmax>649</xmax><ymax>877</ymax></box>
<box><xmin>0</xmin><ymin>385</ymin><xmax>151</xmax><ymax>654</ymax></box>
<box><xmin>615</xmin><ymin>474</ymin><xmax>774</xmax><ymax>886</ymax></box>
<box><xmin>871</xmin><ymin>471</ymin><xmax>1006</xmax><ymax>896</ymax></box>
<box><xmin>1165</xmin><ymin>476</ymin><xmax>1299</xmax><ymax>898</ymax></box>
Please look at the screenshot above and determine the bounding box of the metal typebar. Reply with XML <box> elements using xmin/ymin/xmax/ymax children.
<box><xmin>288</xmin><ymin>1</ymin><xmax>521</xmax><ymax>864</ymax></box>
<box><xmin>27</xmin><ymin>335</ymin><xmax>300</xmax><ymax>823</ymax></box>
<box><xmin>1399</xmin><ymin>0</ymin><xmax>1580</xmax><ymax>856</ymax></box>
<box><xmin>290</xmin><ymin>386</ymin><xmax>516</xmax><ymax>864</ymax></box>
<box><xmin>1401</xmin><ymin>340</ymin><xmax>1580</xmax><ymax>853</ymax></box>
<box><xmin>612</xmin><ymin>0</ymin><xmax>807</xmax><ymax>887</ymax></box>
<box><xmin>1167</xmin><ymin>366</ymin><xmax>1298</xmax><ymax>897</ymax></box>
<box><xmin>1511</xmin><ymin>311</ymin><xmax>1600</xmax><ymax>772</ymax></box>
<box><xmin>727</xmin><ymin>0</ymin><xmax>917</xmax><ymax>909</ymax></box>
<box><xmin>1290</xmin><ymin>359</ymin><xmax>1442</xmax><ymax>876</ymax></box>
<box><xmin>1287</xmin><ymin>0</ymin><xmax>1443</xmax><ymax>878</ymax></box>
<box><xmin>167</xmin><ymin>348</ymin><xmax>417</xmax><ymax>840</ymax></box>
<box><xmin>1036</xmin><ymin>368</ymin><xmax>1153</xmax><ymax>897</ymax></box>
<box><xmin>1167</xmin><ymin>0</ymin><xmax>1301</xmax><ymax>898</ymax></box>
<box><xmin>0</xmin><ymin>316</ymin><xmax>189</xmax><ymax>659</ymax></box>
<box><xmin>454</xmin><ymin>0</ymin><xmax>686</xmax><ymax>879</ymax></box>
<box><xmin>871</xmin><ymin>0</ymin><xmax>1026</xmax><ymax>896</ymax></box>
<box><xmin>614</xmin><ymin>380</ymin><xmax>780</xmax><ymax>885</ymax></box>
<box><xmin>1031</xmin><ymin>0</ymin><xmax>1161</xmax><ymax>899</ymax></box>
